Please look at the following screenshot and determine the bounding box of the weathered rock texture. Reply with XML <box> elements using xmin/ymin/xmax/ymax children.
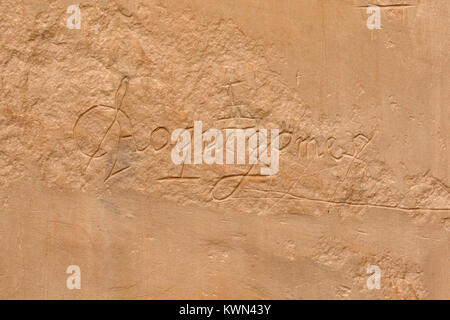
<box><xmin>0</xmin><ymin>0</ymin><xmax>448</xmax><ymax>299</ymax></box>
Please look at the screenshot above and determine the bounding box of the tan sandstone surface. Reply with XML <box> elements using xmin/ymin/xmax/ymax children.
<box><xmin>0</xmin><ymin>0</ymin><xmax>449</xmax><ymax>299</ymax></box>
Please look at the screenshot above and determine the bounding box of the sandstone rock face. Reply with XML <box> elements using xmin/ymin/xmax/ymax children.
<box><xmin>0</xmin><ymin>0</ymin><xmax>448</xmax><ymax>299</ymax></box>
